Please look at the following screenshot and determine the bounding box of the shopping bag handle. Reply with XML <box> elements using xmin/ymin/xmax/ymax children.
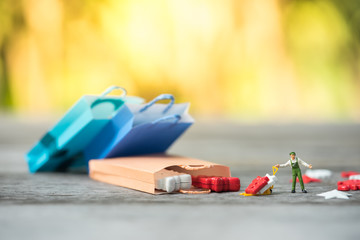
<box><xmin>99</xmin><ymin>86</ymin><xmax>127</xmax><ymax>98</ymax></box>
<box><xmin>151</xmin><ymin>114</ymin><xmax>181</xmax><ymax>124</ymax></box>
<box><xmin>91</xmin><ymin>86</ymin><xmax>127</xmax><ymax>109</ymax></box>
<box><xmin>177</xmin><ymin>164</ymin><xmax>211</xmax><ymax>170</ymax></box>
<box><xmin>139</xmin><ymin>94</ymin><xmax>174</xmax><ymax>114</ymax></box>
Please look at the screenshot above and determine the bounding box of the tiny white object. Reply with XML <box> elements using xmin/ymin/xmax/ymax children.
<box><xmin>316</xmin><ymin>189</ymin><xmax>352</xmax><ymax>200</ymax></box>
<box><xmin>258</xmin><ymin>174</ymin><xmax>278</xmax><ymax>194</ymax></box>
<box><xmin>155</xmin><ymin>172</ymin><xmax>192</xmax><ymax>193</ymax></box>
<box><xmin>349</xmin><ymin>175</ymin><xmax>360</xmax><ymax>180</ymax></box>
<box><xmin>155</xmin><ymin>176</ymin><xmax>176</xmax><ymax>193</ymax></box>
<box><xmin>173</xmin><ymin>176</ymin><xmax>181</xmax><ymax>191</ymax></box>
<box><xmin>305</xmin><ymin>169</ymin><xmax>332</xmax><ymax>180</ymax></box>
<box><xmin>179</xmin><ymin>174</ymin><xmax>192</xmax><ymax>189</ymax></box>
<box><xmin>163</xmin><ymin>177</ymin><xmax>176</xmax><ymax>193</ymax></box>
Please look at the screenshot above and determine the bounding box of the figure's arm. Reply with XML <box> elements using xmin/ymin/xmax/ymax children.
<box><xmin>298</xmin><ymin>158</ymin><xmax>312</xmax><ymax>169</ymax></box>
<box><xmin>275</xmin><ymin>160</ymin><xmax>290</xmax><ymax>168</ymax></box>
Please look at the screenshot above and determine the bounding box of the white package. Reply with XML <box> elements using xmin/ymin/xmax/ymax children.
<box><xmin>305</xmin><ymin>169</ymin><xmax>332</xmax><ymax>180</ymax></box>
<box><xmin>349</xmin><ymin>175</ymin><xmax>360</xmax><ymax>180</ymax></box>
<box><xmin>258</xmin><ymin>174</ymin><xmax>278</xmax><ymax>194</ymax></box>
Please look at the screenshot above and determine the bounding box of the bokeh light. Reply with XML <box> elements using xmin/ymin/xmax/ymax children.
<box><xmin>0</xmin><ymin>0</ymin><xmax>359</xmax><ymax>121</ymax></box>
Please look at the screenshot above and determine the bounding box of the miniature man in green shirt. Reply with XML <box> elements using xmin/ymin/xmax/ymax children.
<box><xmin>275</xmin><ymin>152</ymin><xmax>313</xmax><ymax>193</ymax></box>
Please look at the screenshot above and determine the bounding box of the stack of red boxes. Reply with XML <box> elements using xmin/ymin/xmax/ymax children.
<box><xmin>245</xmin><ymin>176</ymin><xmax>269</xmax><ymax>194</ymax></box>
<box><xmin>338</xmin><ymin>179</ymin><xmax>360</xmax><ymax>191</ymax></box>
<box><xmin>191</xmin><ymin>176</ymin><xmax>240</xmax><ymax>192</ymax></box>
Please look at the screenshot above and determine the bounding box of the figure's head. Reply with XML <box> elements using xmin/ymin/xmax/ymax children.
<box><xmin>289</xmin><ymin>152</ymin><xmax>296</xmax><ymax>160</ymax></box>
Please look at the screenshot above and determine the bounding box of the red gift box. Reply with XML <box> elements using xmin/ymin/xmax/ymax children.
<box><xmin>222</xmin><ymin>177</ymin><xmax>229</xmax><ymax>192</ymax></box>
<box><xmin>337</xmin><ymin>179</ymin><xmax>360</xmax><ymax>191</ymax></box>
<box><xmin>191</xmin><ymin>176</ymin><xmax>200</xmax><ymax>188</ymax></box>
<box><xmin>338</xmin><ymin>184</ymin><xmax>350</xmax><ymax>191</ymax></box>
<box><xmin>191</xmin><ymin>176</ymin><xmax>240</xmax><ymax>192</ymax></box>
<box><xmin>228</xmin><ymin>177</ymin><xmax>241</xmax><ymax>191</ymax></box>
<box><xmin>210</xmin><ymin>177</ymin><xmax>224</xmax><ymax>192</ymax></box>
<box><xmin>200</xmin><ymin>177</ymin><xmax>212</xmax><ymax>189</ymax></box>
<box><xmin>245</xmin><ymin>176</ymin><xmax>269</xmax><ymax>194</ymax></box>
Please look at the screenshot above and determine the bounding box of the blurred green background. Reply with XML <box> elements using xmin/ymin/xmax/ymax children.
<box><xmin>0</xmin><ymin>0</ymin><xmax>359</xmax><ymax>121</ymax></box>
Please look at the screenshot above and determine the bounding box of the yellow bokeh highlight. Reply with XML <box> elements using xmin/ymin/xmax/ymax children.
<box><xmin>0</xmin><ymin>0</ymin><xmax>359</xmax><ymax>121</ymax></box>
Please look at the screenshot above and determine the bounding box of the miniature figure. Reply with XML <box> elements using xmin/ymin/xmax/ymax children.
<box><xmin>275</xmin><ymin>152</ymin><xmax>312</xmax><ymax>193</ymax></box>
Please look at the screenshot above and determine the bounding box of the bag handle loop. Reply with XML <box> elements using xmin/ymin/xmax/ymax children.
<box><xmin>177</xmin><ymin>165</ymin><xmax>212</xmax><ymax>170</ymax></box>
<box><xmin>139</xmin><ymin>94</ymin><xmax>174</xmax><ymax>114</ymax></box>
<box><xmin>99</xmin><ymin>86</ymin><xmax>127</xmax><ymax>98</ymax></box>
<box><xmin>151</xmin><ymin>114</ymin><xmax>181</xmax><ymax>124</ymax></box>
<box><xmin>91</xmin><ymin>86</ymin><xmax>127</xmax><ymax>109</ymax></box>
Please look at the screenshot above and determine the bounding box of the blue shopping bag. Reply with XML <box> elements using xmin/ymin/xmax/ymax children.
<box><xmin>26</xmin><ymin>86</ymin><xmax>142</xmax><ymax>173</ymax></box>
<box><xmin>83</xmin><ymin>94</ymin><xmax>193</xmax><ymax>162</ymax></box>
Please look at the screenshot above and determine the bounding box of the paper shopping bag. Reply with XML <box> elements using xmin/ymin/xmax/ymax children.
<box><xmin>89</xmin><ymin>154</ymin><xmax>231</xmax><ymax>194</ymax></box>
<box><xmin>83</xmin><ymin>94</ymin><xmax>193</xmax><ymax>162</ymax></box>
<box><xmin>26</xmin><ymin>86</ymin><xmax>142</xmax><ymax>173</ymax></box>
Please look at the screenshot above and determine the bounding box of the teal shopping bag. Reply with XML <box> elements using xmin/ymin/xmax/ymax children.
<box><xmin>26</xmin><ymin>86</ymin><xmax>142</xmax><ymax>173</ymax></box>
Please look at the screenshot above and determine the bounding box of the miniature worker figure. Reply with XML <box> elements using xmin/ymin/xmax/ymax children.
<box><xmin>275</xmin><ymin>152</ymin><xmax>312</xmax><ymax>193</ymax></box>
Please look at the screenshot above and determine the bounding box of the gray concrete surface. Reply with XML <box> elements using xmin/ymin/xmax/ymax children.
<box><xmin>1</xmin><ymin>115</ymin><xmax>360</xmax><ymax>240</ymax></box>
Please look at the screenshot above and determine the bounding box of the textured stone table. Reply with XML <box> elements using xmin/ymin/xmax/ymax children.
<box><xmin>1</xmin><ymin>116</ymin><xmax>359</xmax><ymax>240</ymax></box>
